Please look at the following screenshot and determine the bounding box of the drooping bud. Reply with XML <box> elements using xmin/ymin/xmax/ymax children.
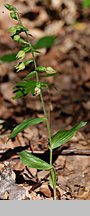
<box><xmin>16</xmin><ymin>62</ymin><xmax>25</xmax><ymax>72</ymax></box>
<box><xmin>16</xmin><ymin>50</ymin><xmax>26</xmax><ymax>59</ymax></box>
<box><xmin>10</xmin><ymin>11</ymin><xmax>18</xmax><ymax>20</ymax></box>
<box><xmin>45</xmin><ymin>67</ymin><xmax>56</xmax><ymax>74</ymax></box>
<box><xmin>13</xmin><ymin>35</ymin><xmax>20</xmax><ymax>41</ymax></box>
<box><xmin>34</xmin><ymin>87</ymin><xmax>40</xmax><ymax>96</ymax></box>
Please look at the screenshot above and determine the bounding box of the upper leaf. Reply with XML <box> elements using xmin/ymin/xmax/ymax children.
<box><xmin>13</xmin><ymin>80</ymin><xmax>36</xmax><ymax>98</ymax></box>
<box><xmin>13</xmin><ymin>80</ymin><xmax>48</xmax><ymax>98</ymax></box>
<box><xmin>19</xmin><ymin>150</ymin><xmax>52</xmax><ymax>170</ymax></box>
<box><xmin>9</xmin><ymin>117</ymin><xmax>46</xmax><ymax>139</ymax></box>
<box><xmin>4</xmin><ymin>4</ymin><xmax>17</xmax><ymax>11</ymax></box>
<box><xmin>34</xmin><ymin>36</ymin><xmax>56</xmax><ymax>49</ymax></box>
<box><xmin>51</xmin><ymin>121</ymin><xmax>87</xmax><ymax>149</ymax></box>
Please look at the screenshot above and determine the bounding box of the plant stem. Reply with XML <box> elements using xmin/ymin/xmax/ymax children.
<box><xmin>51</xmin><ymin>168</ymin><xmax>56</xmax><ymax>200</ymax></box>
<box><xmin>17</xmin><ymin>11</ymin><xmax>56</xmax><ymax>199</ymax></box>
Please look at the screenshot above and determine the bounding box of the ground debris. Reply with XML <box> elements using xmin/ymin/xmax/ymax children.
<box><xmin>0</xmin><ymin>162</ymin><xmax>26</xmax><ymax>200</ymax></box>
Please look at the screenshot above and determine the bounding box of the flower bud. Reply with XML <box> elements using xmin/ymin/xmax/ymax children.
<box><xmin>34</xmin><ymin>87</ymin><xmax>40</xmax><ymax>96</ymax></box>
<box><xmin>14</xmin><ymin>35</ymin><xmax>20</xmax><ymax>41</ymax></box>
<box><xmin>16</xmin><ymin>62</ymin><xmax>25</xmax><ymax>72</ymax></box>
<box><xmin>46</xmin><ymin>67</ymin><xmax>56</xmax><ymax>74</ymax></box>
<box><xmin>16</xmin><ymin>50</ymin><xmax>25</xmax><ymax>59</ymax></box>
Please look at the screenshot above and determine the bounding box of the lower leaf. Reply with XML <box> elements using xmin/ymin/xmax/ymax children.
<box><xmin>19</xmin><ymin>150</ymin><xmax>52</xmax><ymax>170</ymax></box>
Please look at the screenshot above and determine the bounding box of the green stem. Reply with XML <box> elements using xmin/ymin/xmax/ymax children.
<box><xmin>51</xmin><ymin>168</ymin><xmax>56</xmax><ymax>200</ymax></box>
<box><xmin>17</xmin><ymin>11</ymin><xmax>56</xmax><ymax>199</ymax></box>
<box><xmin>50</xmin><ymin>148</ymin><xmax>52</xmax><ymax>166</ymax></box>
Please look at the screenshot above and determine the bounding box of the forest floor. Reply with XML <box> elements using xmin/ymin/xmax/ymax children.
<box><xmin>0</xmin><ymin>0</ymin><xmax>90</xmax><ymax>200</ymax></box>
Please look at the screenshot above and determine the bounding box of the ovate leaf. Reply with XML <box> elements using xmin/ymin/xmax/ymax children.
<box><xmin>9</xmin><ymin>117</ymin><xmax>46</xmax><ymax>139</ymax></box>
<box><xmin>34</xmin><ymin>36</ymin><xmax>56</xmax><ymax>49</ymax></box>
<box><xmin>19</xmin><ymin>150</ymin><xmax>52</xmax><ymax>170</ymax></box>
<box><xmin>0</xmin><ymin>53</ymin><xmax>17</xmax><ymax>62</ymax></box>
<box><xmin>51</xmin><ymin>121</ymin><xmax>87</xmax><ymax>149</ymax></box>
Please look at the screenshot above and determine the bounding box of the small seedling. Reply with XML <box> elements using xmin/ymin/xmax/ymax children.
<box><xmin>4</xmin><ymin>3</ymin><xmax>87</xmax><ymax>200</ymax></box>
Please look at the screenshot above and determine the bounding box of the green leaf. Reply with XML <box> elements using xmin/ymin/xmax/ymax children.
<box><xmin>24</xmin><ymin>59</ymin><xmax>33</xmax><ymax>66</ymax></box>
<box><xmin>13</xmin><ymin>80</ymin><xmax>37</xmax><ymax>98</ymax></box>
<box><xmin>23</xmin><ymin>45</ymin><xmax>31</xmax><ymax>53</ymax></box>
<box><xmin>51</xmin><ymin>121</ymin><xmax>87</xmax><ymax>149</ymax></box>
<box><xmin>24</xmin><ymin>71</ymin><xmax>36</xmax><ymax>80</ymax></box>
<box><xmin>19</xmin><ymin>151</ymin><xmax>52</xmax><ymax>170</ymax></box>
<box><xmin>83</xmin><ymin>0</ymin><xmax>90</xmax><ymax>8</ymax></box>
<box><xmin>49</xmin><ymin>168</ymin><xmax>56</xmax><ymax>189</ymax></box>
<box><xmin>13</xmin><ymin>80</ymin><xmax>48</xmax><ymax>98</ymax></box>
<box><xmin>9</xmin><ymin>117</ymin><xmax>46</xmax><ymax>139</ymax></box>
<box><xmin>23</xmin><ymin>46</ymin><xmax>41</xmax><ymax>54</ymax></box>
<box><xmin>10</xmin><ymin>11</ymin><xmax>18</xmax><ymax>20</ymax></box>
<box><xmin>4</xmin><ymin>4</ymin><xmax>16</xmax><ymax>11</ymax></box>
<box><xmin>36</xmin><ymin>81</ymin><xmax>48</xmax><ymax>88</ymax></box>
<box><xmin>0</xmin><ymin>53</ymin><xmax>17</xmax><ymax>62</ymax></box>
<box><xmin>34</xmin><ymin>36</ymin><xmax>56</xmax><ymax>49</ymax></box>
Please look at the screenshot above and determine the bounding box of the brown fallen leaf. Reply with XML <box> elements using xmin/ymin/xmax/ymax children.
<box><xmin>38</xmin><ymin>183</ymin><xmax>52</xmax><ymax>198</ymax></box>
